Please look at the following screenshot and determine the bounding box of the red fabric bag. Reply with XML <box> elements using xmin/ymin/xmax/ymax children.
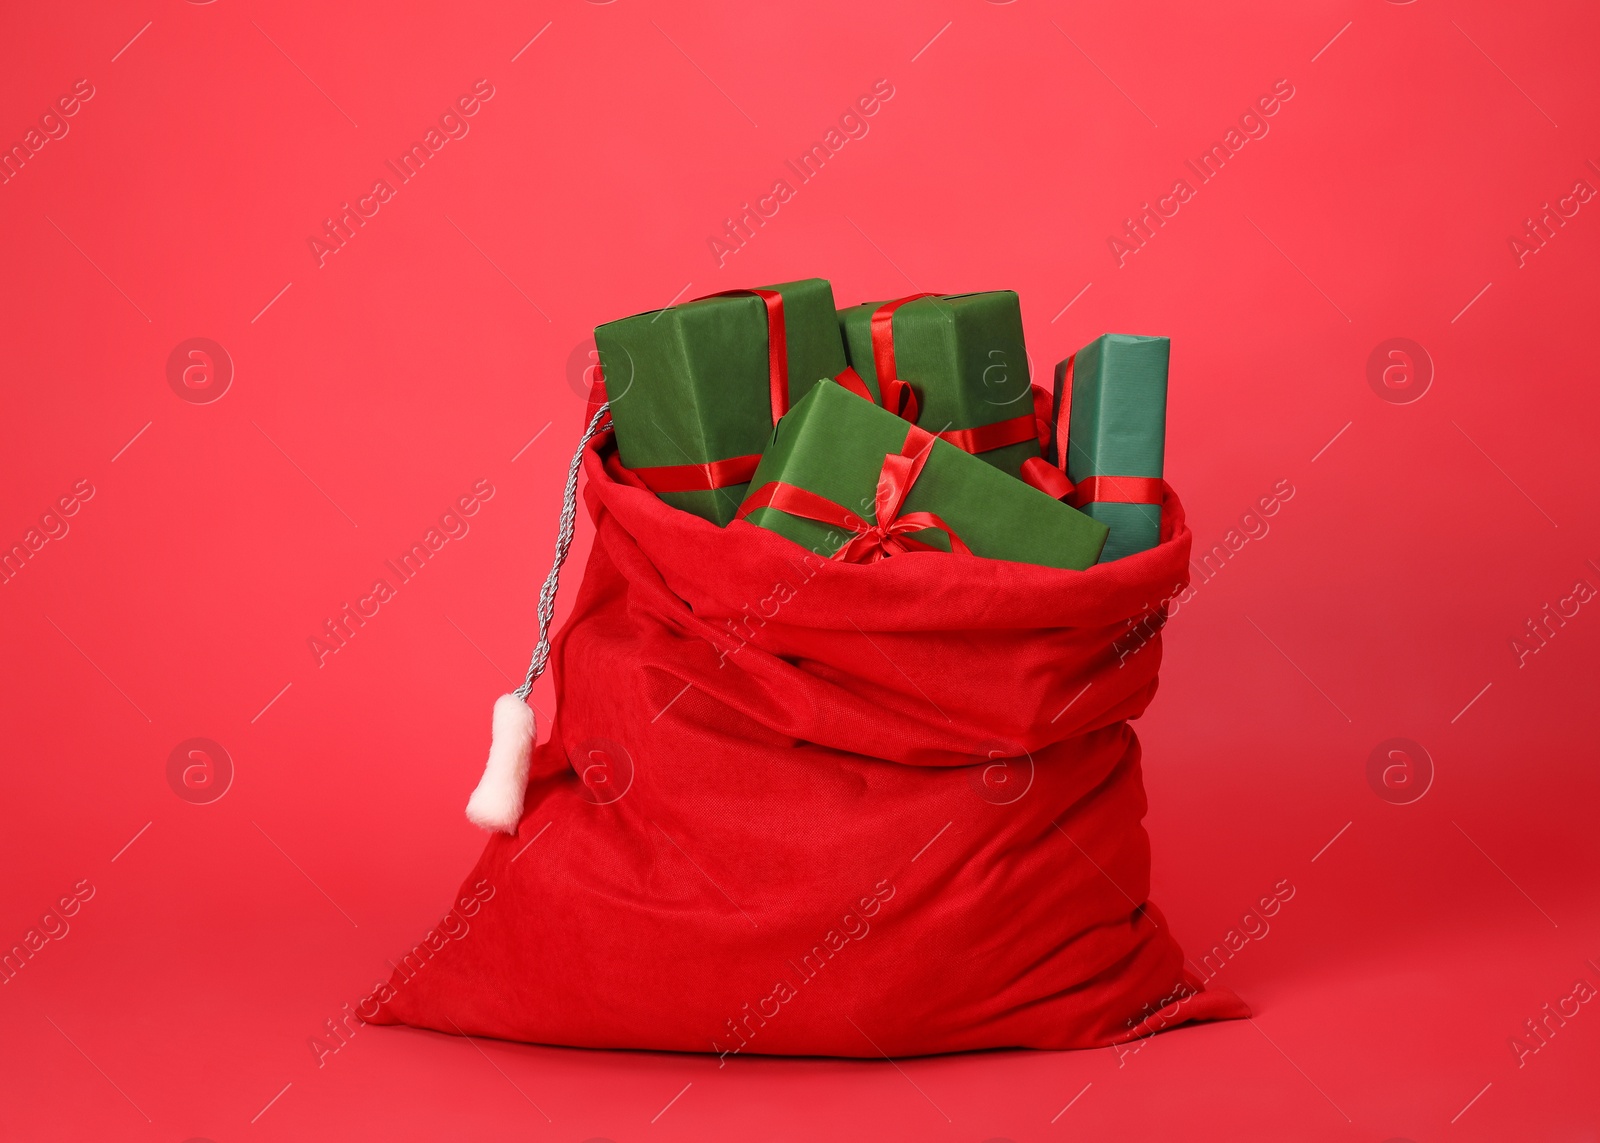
<box><xmin>367</xmin><ymin>424</ymin><xmax>1247</xmax><ymax>1057</ymax></box>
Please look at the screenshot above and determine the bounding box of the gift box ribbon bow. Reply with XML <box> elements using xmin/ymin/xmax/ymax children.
<box><xmin>736</xmin><ymin>422</ymin><xmax>971</xmax><ymax>563</ymax></box>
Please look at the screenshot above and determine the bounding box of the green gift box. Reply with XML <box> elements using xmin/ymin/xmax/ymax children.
<box><xmin>593</xmin><ymin>279</ymin><xmax>849</xmax><ymax>525</ymax></box>
<box><xmin>1052</xmin><ymin>334</ymin><xmax>1169</xmax><ymax>562</ymax></box>
<box><xmin>736</xmin><ymin>379</ymin><xmax>1108</xmax><ymax>570</ymax></box>
<box><xmin>836</xmin><ymin>292</ymin><xmax>1042</xmax><ymax>481</ymax></box>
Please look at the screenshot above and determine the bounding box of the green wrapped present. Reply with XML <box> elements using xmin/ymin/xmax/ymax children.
<box><xmin>836</xmin><ymin>292</ymin><xmax>1043</xmax><ymax>481</ymax></box>
<box><xmin>1050</xmin><ymin>334</ymin><xmax>1169</xmax><ymax>562</ymax></box>
<box><xmin>735</xmin><ymin>379</ymin><xmax>1108</xmax><ymax>570</ymax></box>
<box><xmin>594</xmin><ymin>279</ymin><xmax>850</xmax><ymax>525</ymax></box>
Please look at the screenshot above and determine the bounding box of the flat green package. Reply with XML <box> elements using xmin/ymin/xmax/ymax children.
<box><xmin>594</xmin><ymin>279</ymin><xmax>848</xmax><ymax>525</ymax></box>
<box><xmin>737</xmin><ymin>379</ymin><xmax>1107</xmax><ymax>570</ymax></box>
<box><xmin>836</xmin><ymin>292</ymin><xmax>1041</xmax><ymax>480</ymax></box>
<box><xmin>1053</xmin><ymin>334</ymin><xmax>1169</xmax><ymax>562</ymax></box>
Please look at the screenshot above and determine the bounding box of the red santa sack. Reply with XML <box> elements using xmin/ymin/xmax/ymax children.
<box><xmin>366</xmin><ymin>415</ymin><xmax>1247</xmax><ymax>1058</ymax></box>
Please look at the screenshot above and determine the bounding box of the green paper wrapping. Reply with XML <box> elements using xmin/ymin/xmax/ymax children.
<box><xmin>593</xmin><ymin>278</ymin><xmax>848</xmax><ymax>525</ymax></box>
<box><xmin>836</xmin><ymin>291</ymin><xmax>1040</xmax><ymax>480</ymax></box>
<box><xmin>739</xmin><ymin>380</ymin><xmax>1108</xmax><ymax>570</ymax></box>
<box><xmin>1055</xmin><ymin>334</ymin><xmax>1169</xmax><ymax>562</ymax></box>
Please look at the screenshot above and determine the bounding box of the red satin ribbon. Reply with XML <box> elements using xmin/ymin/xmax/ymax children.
<box><xmin>611</xmin><ymin>381</ymin><xmax>872</xmax><ymax>496</ymax></box>
<box><xmin>869</xmin><ymin>294</ymin><xmax>940</xmax><ymax>424</ymax></box>
<box><xmin>868</xmin><ymin>295</ymin><xmax>1046</xmax><ymax>472</ymax></box>
<box><xmin>631</xmin><ymin>453</ymin><xmax>762</xmax><ymax>494</ymax></box>
<box><xmin>936</xmin><ymin>413</ymin><xmax>1038</xmax><ymax>454</ymax></box>
<box><xmin>1020</xmin><ymin>457</ymin><xmax>1074</xmax><ymax>500</ymax></box>
<box><xmin>1031</xmin><ymin>383</ymin><xmax>1054</xmax><ymax>450</ymax></box>
<box><xmin>1020</xmin><ymin>360</ymin><xmax>1083</xmax><ymax>501</ymax></box>
<box><xmin>591</xmin><ymin>359</ymin><xmax>761</xmax><ymax>491</ymax></box>
<box><xmin>1041</xmin><ymin>357</ymin><xmax>1164</xmax><ymax>508</ymax></box>
<box><xmin>1046</xmin><ymin>353</ymin><xmax>1075</xmax><ymax>467</ymax></box>
<box><xmin>881</xmin><ymin>377</ymin><xmax>919</xmax><ymax>421</ymax></box>
<box><xmin>601</xmin><ymin>289</ymin><xmax>794</xmax><ymax>492</ymax></box>
<box><xmin>942</xmin><ymin>385</ymin><xmax>1071</xmax><ymax>499</ymax></box>
<box><xmin>837</xmin><ymin>365</ymin><xmax>919</xmax><ymax>422</ymax></box>
<box><xmin>870</xmin><ymin>293</ymin><xmax>938</xmax><ymax>386</ymax></box>
<box><xmin>736</xmin><ymin>423</ymin><xmax>971</xmax><ymax>562</ymax></box>
<box><xmin>1068</xmin><ymin>475</ymin><xmax>1165</xmax><ymax>508</ymax></box>
<box><xmin>697</xmin><ymin>288</ymin><xmax>789</xmax><ymax>423</ymax></box>
<box><xmin>833</xmin><ymin>366</ymin><xmax>874</xmax><ymax>404</ymax></box>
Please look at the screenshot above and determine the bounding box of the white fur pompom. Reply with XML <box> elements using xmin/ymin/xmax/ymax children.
<box><xmin>465</xmin><ymin>694</ymin><xmax>535</xmax><ymax>833</ymax></box>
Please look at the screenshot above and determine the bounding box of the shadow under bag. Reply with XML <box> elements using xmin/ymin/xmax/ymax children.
<box><xmin>367</xmin><ymin>416</ymin><xmax>1246</xmax><ymax>1057</ymax></box>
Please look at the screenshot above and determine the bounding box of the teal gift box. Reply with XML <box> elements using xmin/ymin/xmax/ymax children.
<box><xmin>1052</xmin><ymin>334</ymin><xmax>1169</xmax><ymax>562</ymax></box>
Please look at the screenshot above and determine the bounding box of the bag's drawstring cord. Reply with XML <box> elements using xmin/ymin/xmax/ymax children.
<box><xmin>515</xmin><ymin>403</ymin><xmax>612</xmax><ymax>698</ymax></box>
<box><xmin>466</xmin><ymin>403</ymin><xmax>611</xmax><ymax>833</ymax></box>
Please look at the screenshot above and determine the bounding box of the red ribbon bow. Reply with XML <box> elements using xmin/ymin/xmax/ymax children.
<box><xmin>736</xmin><ymin>423</ymin><xmax>971</xmax><ymax>562</ymax></box>
<box><xmin>833</xmin><ymin>365</ymin><xmax>920</xmax><ymax>423</ymax></box>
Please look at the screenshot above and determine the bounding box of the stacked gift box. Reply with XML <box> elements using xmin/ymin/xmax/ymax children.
<box><xmin>591</xmin><ymin>279</ymin><xmax>1170</xmax><ymax>570</ymax></box>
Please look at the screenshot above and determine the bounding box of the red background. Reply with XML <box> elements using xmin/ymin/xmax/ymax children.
<box><xmin>3</xmin><ymin>0</ymin><xmax>1597</xmax><ymax>1139</ymax></box>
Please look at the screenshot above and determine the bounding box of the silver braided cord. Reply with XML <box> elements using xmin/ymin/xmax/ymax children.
<box><xmin>514</xmin><ymin>403</ymin><xmax>611</xmax><ymax>700</ymax></box>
